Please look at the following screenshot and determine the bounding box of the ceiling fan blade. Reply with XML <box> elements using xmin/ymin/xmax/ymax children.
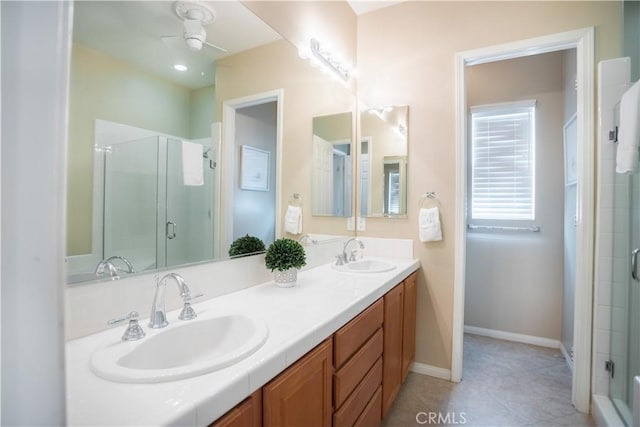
<box><xmin>160</xmin><ymin>35</ymin><xmax>185</xmax><ymax>50</ymax></box>
<box><xmin>202</xmin><ymin>40</ymin><xmax>228</xmax><ymax>53</ymax></box>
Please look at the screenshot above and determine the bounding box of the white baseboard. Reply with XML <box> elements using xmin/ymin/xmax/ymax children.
<box><xmin>559</xmin><ymin>342</ymin><xmax>574</xmax><ymax>373</ymax></box>
<box><xmin>411</xmin><ymin>362</ymin><xmax>451</xmax><ymax>381</ymax></box>
<box><xmin>464</xmin><ymin>325</ymin><xmax>561</xmax><ymax>349</ymax></box>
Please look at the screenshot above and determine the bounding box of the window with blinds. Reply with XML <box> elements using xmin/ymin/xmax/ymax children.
<box><xmin>470</xmin><ymin>100</ymin><xmax>536</xmax><ymax>221</ymax></box>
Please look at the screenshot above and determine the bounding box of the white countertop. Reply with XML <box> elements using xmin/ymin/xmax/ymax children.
<box><xmin>66</xmin><ymin>257</ymin><xmax>420</xmax><ymax>426</ymax></box>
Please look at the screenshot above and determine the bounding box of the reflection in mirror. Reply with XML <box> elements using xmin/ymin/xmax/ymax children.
<box><xmin>359</xmin><ymin>105</ymin><xmax>409</xmax><ymax>217</ymax></box>
<box><xmin>311</xmin><ymin>112</ymin><xmax>353</xmax><ymax>217</ymax></box>
<box><xmin>66</xmin><ymin>1</ymin><xmax>282</xmax><ymax>284</ymax></box>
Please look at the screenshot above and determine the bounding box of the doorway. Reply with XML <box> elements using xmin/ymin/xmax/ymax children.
<box><xmin>221</xmin><ymin>90</ymin><xmax>283</xmax><ymax>256</ymax></box>
<box><xmin>462</xmin><ymin>48</ymin><xmax>578</xmax><ymax>400</ymax></box>
<box><xmin>453</xmin><ymin>28</ymin><xmax>595</xmax><ymax>413</ymax></box>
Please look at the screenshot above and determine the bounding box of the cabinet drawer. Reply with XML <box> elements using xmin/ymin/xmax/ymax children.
<box><xmin>334</xmin><ymin>328</ymin><xmax>383</xmax><ymax>408</ymax></box>
<box><xmin>354</xmin><ymin>386</ymin><xmax>382</xmax><ymax>427</ymax></box>
<box><xmin>333</xmin><ymin>357</ymin><xmax>382</xmax><ymax>427</ymax></box>
<box><xmin>334</xmin><ymin>299</ymin><xmax>383</xmax><ymax>369</ymax></box>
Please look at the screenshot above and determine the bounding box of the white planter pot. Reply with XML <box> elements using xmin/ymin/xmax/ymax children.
<box><xmin>274</xmin><ymin>268</ymin><xmax>297</xmax><ymax>287</ymax></box>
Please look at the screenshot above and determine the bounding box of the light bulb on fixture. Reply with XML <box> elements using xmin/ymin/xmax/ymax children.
<box><xmin>174</xmin><ymin>64</ymin><xmax>188</xmax><ymax>71</ymax></box>
<box><xmin>308</xmin><ymin>38</ymin><xmax>351</xmax><ymax>82</ymax></box>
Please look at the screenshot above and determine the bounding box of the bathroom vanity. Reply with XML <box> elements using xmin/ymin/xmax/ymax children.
<box><xmin>66</xmin><ymin>258</ymin><xmax>419</xmax><ymax>426</ymax></box>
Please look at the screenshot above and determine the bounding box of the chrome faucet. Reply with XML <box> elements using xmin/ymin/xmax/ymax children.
<box><xmin>337</xmin><ymin>238</ymin><xmax>365</xmax><ymax>265</ymax></box>
<box><xmin>148</xmin><ymin>273</ymin><xmax>199</xmax><ymax>329</ymax></box>
<box><xmin>95</xmin><ymin>255</ymin><xmax>135</xmax><ymax>279</ymax></box>
<box><xmin>298</xmin><ymin>234</ymin><xmax>318</xmax><ymax>245</ymax></box>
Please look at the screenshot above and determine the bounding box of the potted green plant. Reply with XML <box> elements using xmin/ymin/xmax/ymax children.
<box><xmin>265</xmin><ymin>238</ymin><xmax>307</xmax><ymax>287</ymax></box>
<box><xmin>228</xmin><ymin>234</ymin><xmax>266</xmax><ymax>258</ymax></box>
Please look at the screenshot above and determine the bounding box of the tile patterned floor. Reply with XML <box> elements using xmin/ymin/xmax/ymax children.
<box><xmin>383</xmin><ymin>333</ymin><xmax>594</xmax><ymax>427</ymax></box>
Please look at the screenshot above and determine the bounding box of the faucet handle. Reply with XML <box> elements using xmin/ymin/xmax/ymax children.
<box><xmin>178</xmin><ymin>293</ymin><xmax>203</xmax><ymax>321</ymax></box>
<box><xmin>108</xmin><ymin>311</ymin><xmax>145</xmax><ymax>341</ymax></box>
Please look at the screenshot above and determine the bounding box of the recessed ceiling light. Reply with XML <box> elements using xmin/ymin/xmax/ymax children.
<box><xmin>174</xmin><ymin>64</ymin><xmax>188</xmax><ymax>71</ymax></box>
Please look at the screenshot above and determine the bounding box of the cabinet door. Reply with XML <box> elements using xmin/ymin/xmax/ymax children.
<box><xmin>210</xmin><ymin>390</ymin><xmax>262</xmax><ymax>427</ymax></box>
<box><xmin>263</xmin><ymin>339</ymin><xmax>333</xmax><ymax>427</ymax></box>
<box><xmin>382</xmin><ymin>283</ymin><xmax>404</xmax><ymax>418</ymax></box>
<box><xmin>402</xmin><ymin>272</ymin><xmax>417</xmax><ymax>381</ymax></box>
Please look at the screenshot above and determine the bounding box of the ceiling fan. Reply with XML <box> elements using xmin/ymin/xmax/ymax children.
<box><xmin>163</xmin><ymin>1</ymin><xmax>227</xmax><ymax>54</ymax></box>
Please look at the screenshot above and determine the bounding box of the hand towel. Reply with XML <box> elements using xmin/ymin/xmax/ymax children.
<box><xmin>616</xmin><ymin>80</ymin><xmax>640</xmax><ymax>174</ymax></box>
<box><xmin>182</xmin><ymin>140</ymin><xmax>204</xmax><ymax>186</ymax></box>
<box><xmin>419</xmin><ymin>207</ymin><xmax>442</xmax><ymax>242</ymax></box>
<box><xmin>284</xmin><ymin>205</ymin><xmax>302</xmax><ymax>235</ymax></box>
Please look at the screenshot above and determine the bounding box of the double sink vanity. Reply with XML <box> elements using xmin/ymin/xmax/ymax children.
<box><xmin>66</xmin><ymin>256</ymin><xmax>419</xmax><ymax>426</ymax></box>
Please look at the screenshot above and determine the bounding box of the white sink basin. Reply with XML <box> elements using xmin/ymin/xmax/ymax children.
<box><xmin>91</xmin><ymin>314</ymin><xmax>268</xmax><ymax>383</ymax></box>
<box><xmin>332</xmin><ymin>259</ymin><xmax>396</xmax><ymax>274</ymax></box>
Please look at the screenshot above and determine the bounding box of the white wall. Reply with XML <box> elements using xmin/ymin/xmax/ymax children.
<box><xmin>1</xmin><ymin>1</ymin><xmax>71</xmax><ymax>424</ymax></box>
<box><xmin>464</xmin><ymin>52</ymin><xmax>565</xmax><ymax>341</ymax></box>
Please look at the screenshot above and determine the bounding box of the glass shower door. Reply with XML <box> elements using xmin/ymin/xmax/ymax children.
<box><xmin>163</xmin><ymin>138</ymin><xmax>214</xmax><ymax>268</ymax></box>
<box><xmin>610</xmin><ymin>169</ymin><xmax>640</xmax><ymax>425</ymax></box>
<box><xmin>103</xmin><ymin>136</ymin><xmax>159</xmax><ymax>272</ymax></box>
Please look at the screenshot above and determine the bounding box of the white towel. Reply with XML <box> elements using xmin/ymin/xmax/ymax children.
<box><xmin>284</xmin><ymin>205</ymin><xmax>302</xmax><ymax>235</ymax></box>
<box><xmin>182</xmin><ymin>141</ymin><xmax>204</xmax><ymax>186</ymax></box>
<box><xmin>419</xmin><ymin>207</ymin><xmax>442</xmax><ymax>242</ymax></box>
<box><xmin>616</xmin><ymin>80</ymin><xmax>640</xmax><ymax>174</ymax></box>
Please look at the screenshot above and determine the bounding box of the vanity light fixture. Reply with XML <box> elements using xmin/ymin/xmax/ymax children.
<box><xmin>309</xmin><ymin>38</ymin><xmax>351</xmax><ymax>82</ymax></box>
<box><xmin>174</xmin><ymin>64</ymin><xmax>188</xmax><ymax>71</ymax></box>
<box><xmin>368</xmin><ymin>106</ymin><xmax>393</xmax><ymax>120</ymax></box>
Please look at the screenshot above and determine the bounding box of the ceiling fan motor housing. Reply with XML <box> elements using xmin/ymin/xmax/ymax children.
<box><xmin>175</xmin><ymin>1</ymin><xmax>216</xmax><ymax>51</ymax></box>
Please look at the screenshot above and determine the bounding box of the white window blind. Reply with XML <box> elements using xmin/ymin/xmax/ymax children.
<box><xmin>470</xmin><ymin>100</ymin><xmax>536</xmax><ymax>221</ymax></box>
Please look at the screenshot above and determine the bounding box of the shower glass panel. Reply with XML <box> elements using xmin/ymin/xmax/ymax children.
<box><xmin>164</xmin><ymin>138</ymin><xmax>214</xmax><ymax>268</ymax></box>
<box><xmin>610</xmin><ymin>169</ymin><xmax>640</xmax><ymax>425</ymax></box>
<box><xmin>103</xmin><ymin>136</ymin><xmax>160</xmax><ymax>271</ymax></box>
<box><xmin>103</xmin><ymin>136</ymin><xmax>214</xmax><ymax>273</ymax></box>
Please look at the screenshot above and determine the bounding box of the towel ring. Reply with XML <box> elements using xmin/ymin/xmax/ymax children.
<box><xmin>288</xmin><ymin>193</ymin><xmax>303</xmax><ymax>206</ymax></box>
<box><xmin>419</xmin><ymin>192</ymin><xmax>441</xmax><ymax>208</ymax></box>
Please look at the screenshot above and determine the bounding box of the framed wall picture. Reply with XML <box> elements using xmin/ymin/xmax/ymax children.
<box><xmin>563</xmin><ymin>112</ymin><xmax>578</xmax><ymax>186</ymax></box>
<box><xmin>240</xmin><ymin>145</ymin><xmax>270</xmax><ymax>191</ymax></box>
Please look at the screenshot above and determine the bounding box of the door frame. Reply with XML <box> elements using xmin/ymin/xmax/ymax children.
<box><xmin>220</xmin><ymin>90</ymin><xmax>284</xmax><ymax>255</ymax></box>
<box><xmin>452</xmin><ymin>27</ymin><xmax>595</xmax><ymax>413</ymax></box>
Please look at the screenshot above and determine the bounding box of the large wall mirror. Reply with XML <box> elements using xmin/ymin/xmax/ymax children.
<box><xmin>311</xmin><ymin>112</ymin><xmax>353</xmax><ymax>217</ymax></box>
<box><xmin>66</xmin><ymin>1</ymin><xmax>356</xmax><ymax>285</ymax></box>
<box><xmin>359</xmin><ymin>105</ymin><xmax>409</xmax><ymax>218</ymax></box>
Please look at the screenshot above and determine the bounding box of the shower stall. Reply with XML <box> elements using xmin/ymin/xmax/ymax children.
<box><xmin>608</xmin><ymin>168</ymin><xmax>640</xmax><ymax>425</ymax></box>
<box><xmin>102</xmin><ymin>135</ymin><xmax>215</xmax><ymax>273</ymax></box>
<box><xmin>596</xmin><ymin>55</ymin><xmax>639</xmax><ymax>427</ymax></box>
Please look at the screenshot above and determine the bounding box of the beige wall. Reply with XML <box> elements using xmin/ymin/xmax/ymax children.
<box><xmin>464</xmin><ymin>51</ymin><xmax>565</xmax><ymax>341</ymax></box>
<box><xmin>313</xmin><ymin>112</ymin><xmax>352</xmax><ymax>143</ymax></box>
<box><xmin>357</xmin><ymin>1</ymin><xmax>621</xmax><ymax>370</ymax></box>
<box><xmin>67</xmin><ymin>44</ymin><xmax>207</xmax><ymax>255</ymax></box>
<box><xmin>242</xmin><ymin>0</ymin><xmax>357</xmax><ymax>94</ymax></box>
<box><xmin>361</xmin><ymin>110</ymin><xmax>408</xmax><ymax>215</ymax></box>
<box><xmin>215</xmin><ymin>39</ymin><xmax>356</xmax><ymax>236</ymax></box>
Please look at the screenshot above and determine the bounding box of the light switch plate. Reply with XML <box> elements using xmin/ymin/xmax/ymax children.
<box><xmin>346</xmin><ymin>216</ymin><xmax>355</xmax><ymax>231</ymax></box>
<box><xmin>357</xmin><ymin>216</ymin><xmax>366</xmax><ymax>231</ymax></box>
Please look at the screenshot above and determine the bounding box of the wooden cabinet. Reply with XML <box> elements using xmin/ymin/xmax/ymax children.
<box><xmin>333</xmin><ymin>299</ymin><xmax>384</xmax><ymax>427</ymax></box>
<box><xmin>211</xmin><ymin>271</ymin><xmax>418</xmax><ymax>427</ymax></box>
<box><xmin>402</xmin><ymin>272</ymin><xmax>417</xmax><ymax>381</ymax></box>
<box><xmin>263</xmin><ymin>338</ymin><xmax>333</xmax><ymax>427</ymax></box>
<box><xmin>334</xmin><ymin>299</ymin><xmax>383</xmax><ymax>369</ymax></box>
<box><xmin>382</xmin><ymin>284</ymin><xmax>404</xmax><ymax>418</ymax></box>
<box><xmin>210</xmin><ymin>390</ymin><xmax>262</xmax><ymax>427</ymax></box>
